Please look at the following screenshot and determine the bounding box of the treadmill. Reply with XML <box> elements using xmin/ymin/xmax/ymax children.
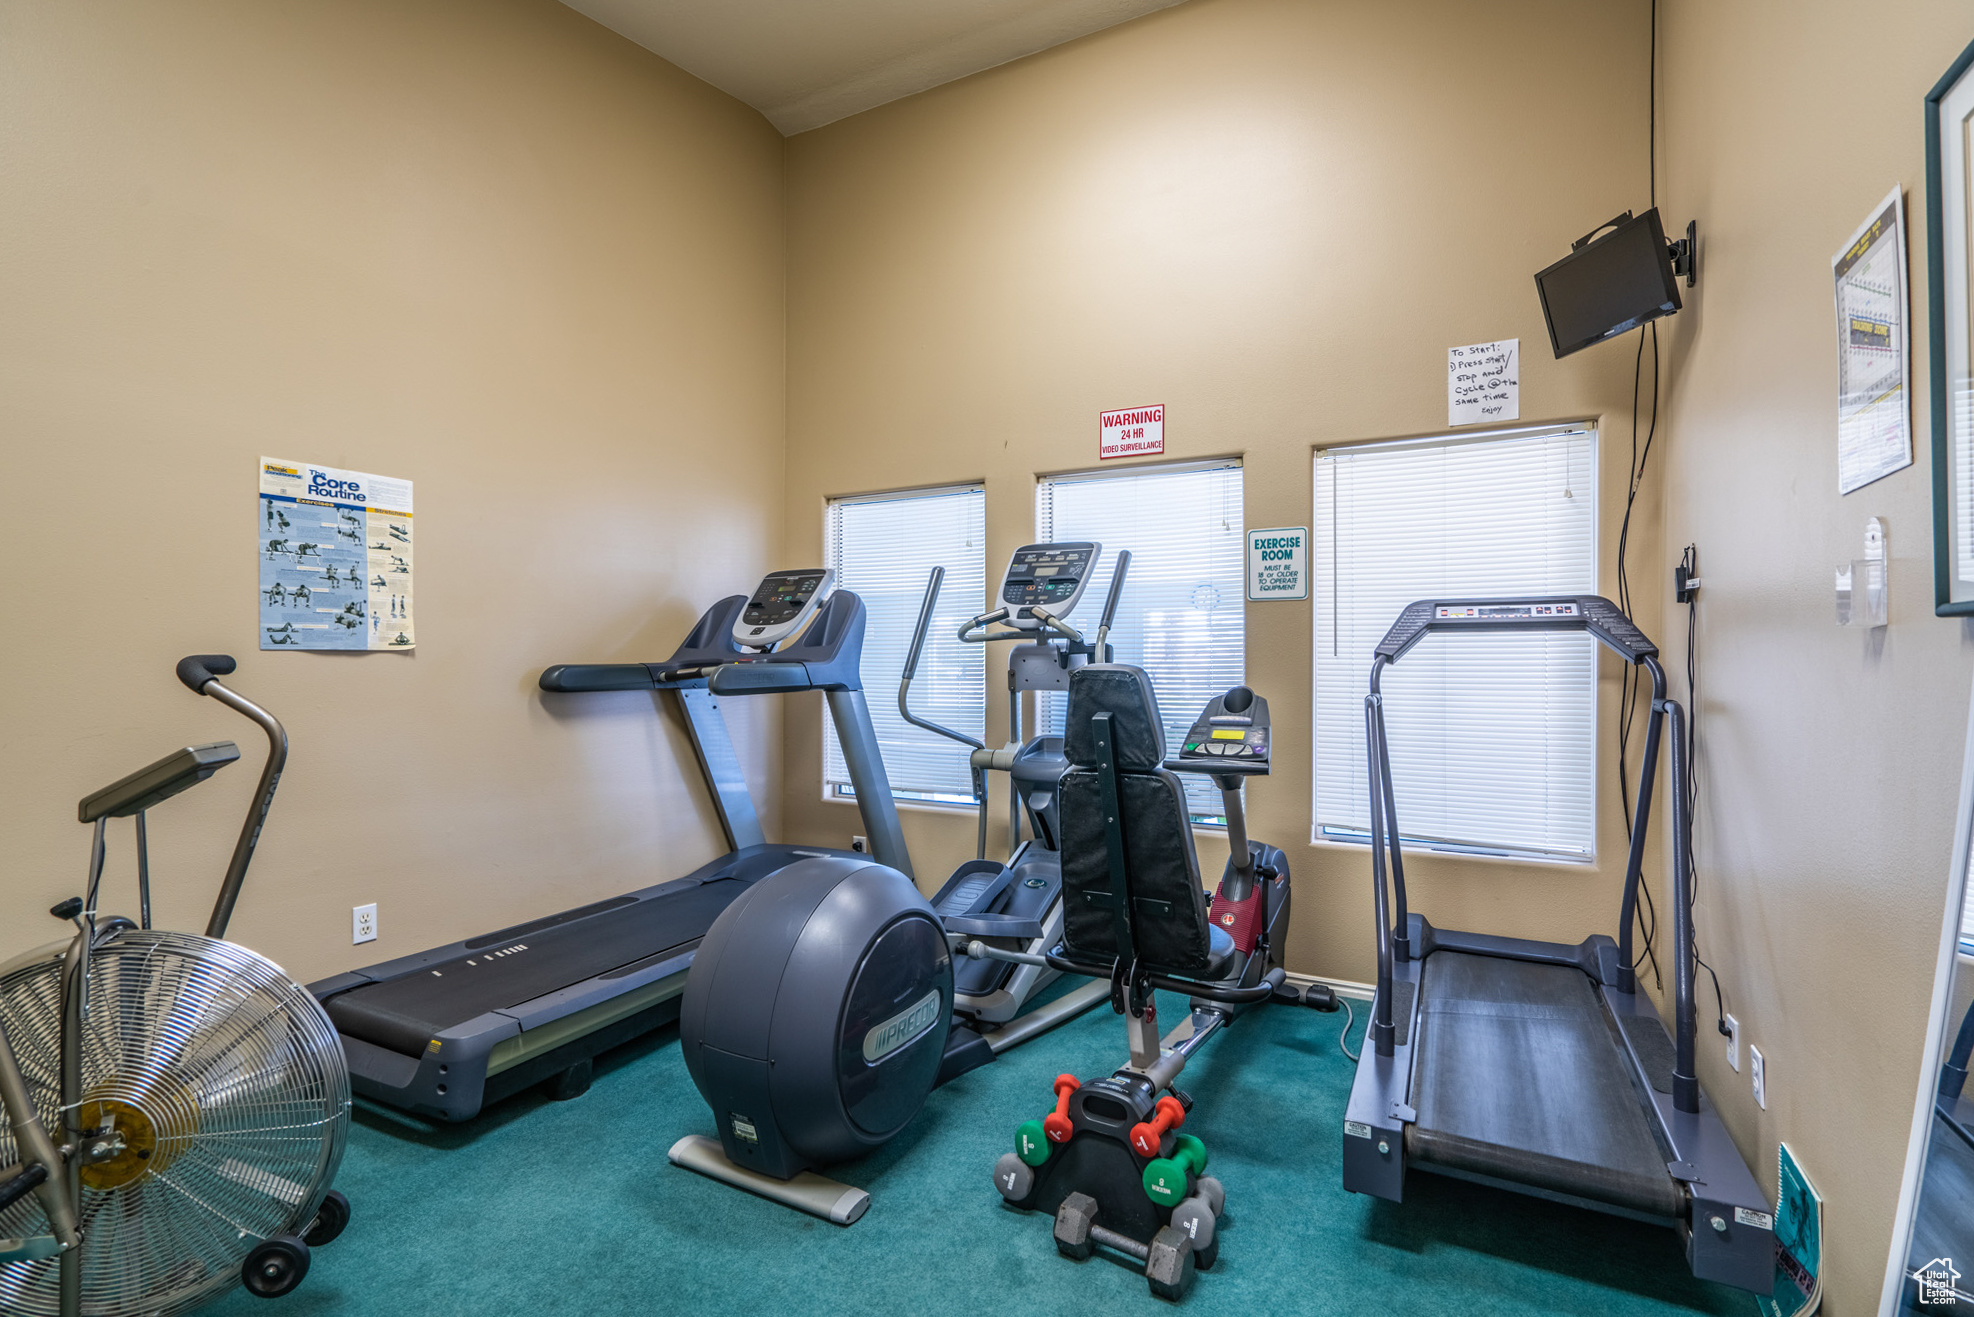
<box><xmin>308</xmin><ymin>571</ymin><xmax>912</xmax><ymax>1122</ymax></box>
<box><xmin>1341</xmin><ymin>596</ymin><xmax>1775</xmax><ymax>1293</ymax></box>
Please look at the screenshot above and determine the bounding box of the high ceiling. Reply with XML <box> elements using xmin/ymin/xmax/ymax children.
<box><xmin>561</xmin><ymin>0</ymin><xmax>1189</xmax><ymax>135</ymax></box>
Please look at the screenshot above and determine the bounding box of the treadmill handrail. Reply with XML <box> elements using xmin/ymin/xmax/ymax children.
<box><xmin>1363</xmin><ymin>605</ymin><xmax>1700</xmax><ymax>1116</ymax></box>
<box><xmin>1374</xmin><ymin>595</ymin><xmax>1658</xmax><ymax>665</ymax></box>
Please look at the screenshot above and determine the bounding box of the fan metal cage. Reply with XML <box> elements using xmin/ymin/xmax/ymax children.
<box><xmin>0</xmin><ymin>930</ymin><xmax>350</xmax><ymax>1316</ymax></box>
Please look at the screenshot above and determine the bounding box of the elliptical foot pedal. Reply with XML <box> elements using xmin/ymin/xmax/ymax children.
<box><xmin>667</xmin><ymin>1135</ymin><xmax>870</xmax><ymax>1226</ymax></box>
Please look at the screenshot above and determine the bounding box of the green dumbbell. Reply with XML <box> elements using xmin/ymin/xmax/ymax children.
<box><xmin>1016</xmin><ymin>1119</ymin><xmax>1052</xmax><ymax>1167</ymax></box>
<box><xmin>1142</xmin><ymin>1133</ymin><xmax>1208</xmax><ymax>1207</ymax></box>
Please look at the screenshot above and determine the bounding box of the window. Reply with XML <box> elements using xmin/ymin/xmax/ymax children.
<box><xmin>1036</xmin><ymin>461</ymin><xmax>1245</xmax><ymax>823</ymax></box>
<box><xmin>1312</xmin><ymin>425</ymin><xmax>1598</xmax><ymax>861</ymax></box>
<box><xmin>824</xmin><ymin>485</ymin><xmax>986</xmax><ymax>806</ymax></box>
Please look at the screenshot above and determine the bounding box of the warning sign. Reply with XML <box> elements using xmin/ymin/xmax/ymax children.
<box><xmin>1100</xmin><ymin>405</ymin><xmax>1165</xmax><ymax>460</ymax></box>
<box><xmin>1247</xmin><ymin>527</ymin><xmax>1307</xmax><ymax>601</ymax></box>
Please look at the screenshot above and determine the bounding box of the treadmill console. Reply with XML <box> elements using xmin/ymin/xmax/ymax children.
<box><xmin>733</xmin><ymin>569</ymin><xmax>834</xmax><ymax>648</ymax></box>
<box><xmin>999</xmin><ymin>543</ymin><xmax>1100</xmax><ymax>630</ymax></box>
<box><xmin>1173</xmin><ymin>686</ymin><xmax>1270</xmax><ymax>775</ymax></box>
<box><xmin>1433</xmin><ymin>601</ymin><xmax>1581</xmax><ymax>623</ymax></box>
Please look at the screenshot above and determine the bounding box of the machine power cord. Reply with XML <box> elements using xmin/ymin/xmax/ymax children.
<box><xmin>1621</xmin><ymin>0</ymin><xmax>1665</xmax><ymax>988</ymax></box>
<box><xmin>1338</xmin><ymin>995</ymin><xmax>1359</xmax><ymax>1063</ymax></box>
<box><xmin>1681</xmin><ymin>542</ymin><xmax>1733</xmax><ymax>1040</ymax></box>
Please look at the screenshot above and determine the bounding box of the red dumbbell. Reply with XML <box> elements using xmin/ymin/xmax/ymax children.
<box><xmin>1043</xmin><ymin>1074</ymin><xmax>1080</xmax><ymax>1143</ymax></box>
<box><xmin>1129</xmin><ymin>1095</ymin><xmax>1186</xmax><ymax>1157</ymax></box>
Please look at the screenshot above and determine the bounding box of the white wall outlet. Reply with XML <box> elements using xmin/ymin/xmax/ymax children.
<box><xmin>353</xmin><ymin>903</ymin><xmax>377</xmax><ymax>945</ymax></box>
<box><xmin>1724</xmin><ymin>1013</ymin><xmax>1741</xmax><ymax>1072</ymax></box>
<box><xmin>851</xmin><ymin>835</ymin><xmax>868</xmax><ymax>854</ymax></box>
<box><xmin>1750</xmin><ymin>1044</ymin><xmax>1766</xmax><ymax>1109</ymax></box>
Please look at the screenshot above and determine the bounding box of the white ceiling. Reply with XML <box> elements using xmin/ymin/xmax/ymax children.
<box><xmin>562</xmin><ymin>0</ymin><xmax>1189</xmax><ymax>136</ymax></box>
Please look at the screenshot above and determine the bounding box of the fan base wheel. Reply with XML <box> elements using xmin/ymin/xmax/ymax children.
<box><xmin>303</xmin><ymin>1190</ymin><xmax>351</xmax><ymax>1247</ymax></box>
<box><xmin>242</xmin><ymin>1234</ymin><xmax>311</xmax><ymax>1299</ymax></box>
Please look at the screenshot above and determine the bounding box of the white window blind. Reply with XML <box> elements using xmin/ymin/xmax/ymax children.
<box><xmin>1036</xmin><ymin>461</ymin><xmax>1245</xmax><ymax>822</ymax></box>
<box><xmin>1963</xmin><ymin>857</ymin><xmax>1974</xmax><ymax>957</ymax></box>
<box><xmin>825</xmin><ymin>485</ymin><xmax>986</xmax><ymax>805</ymax></box>
<box><xmin>1313</xmin><ymin>425</ymin><xmax>1599</xmax><ymax>861</ymax></box>
<box><xmin>1961</xmin><ymin>821</ymin><xmax>1974</xmax><ymax>955</ymax></box>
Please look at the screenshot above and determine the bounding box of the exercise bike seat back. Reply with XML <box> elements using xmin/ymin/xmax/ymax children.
<box><xmin>1057</xmin><ymin>664</ymin><xmax>1235</xmax><ymax>981</ymax></box>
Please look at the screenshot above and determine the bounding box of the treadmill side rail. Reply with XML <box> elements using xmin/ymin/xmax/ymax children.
<box><xmin>1342</xmin><ymin>960</ymin><xmax>1421</xmax><ymax>1203</ymax></box>
<box><xmin>1602</xmin><ymin>985</ymin><xmax>1775</xmax><ymax>1292</ymax></box>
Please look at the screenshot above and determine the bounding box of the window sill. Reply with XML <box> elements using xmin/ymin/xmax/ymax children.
<box><xmin>1310</xmin><ymin>830</ymin><xmax>1595</xmax><ymax>868</ymax></box>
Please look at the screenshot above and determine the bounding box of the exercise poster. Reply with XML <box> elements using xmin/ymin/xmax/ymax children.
<box><xmin>1832</xmin><ymin>186</ymin><xmax>1912</xmax><ymax>495</ymax></box>
<box><xmin>259</xmin><ymin>457</ymin><xmax>415</xmax><ymax>650</ymax></box>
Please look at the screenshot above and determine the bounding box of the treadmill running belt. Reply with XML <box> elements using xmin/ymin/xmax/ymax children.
<box><xmin>1407</xmin><ymin>951</ymin><xmax>1685</xmax><ymax>1220</ymax></box>
<box><xmin>326</xmin><ymin>878</ymin><xmax>748</xmax><ymax>1058</ymax></box>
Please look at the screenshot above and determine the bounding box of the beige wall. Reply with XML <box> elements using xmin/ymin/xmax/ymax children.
<box><xmin>7</xmin><ymin>1</ymin><xmax>1955</xmax><ymax>1307</ymax></box>
<box><xmin>1660</xmin><ymin>2</ymin><xmax>1974</xmax><ymax>1309</ymax></box>
<box><xmin>0</xmin><ymin>0</ymin><xmax>786</xmax><ymax>984</ymax></box>
<box><xmin>782</xmin><ymin>0</ymin><xmax>1666</xmax><ymax>992</ymax></box>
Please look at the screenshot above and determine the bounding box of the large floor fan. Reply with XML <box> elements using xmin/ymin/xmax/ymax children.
<box><xmin>0</xmin><ymin>656</ymin><xmax>352</xmax><ymax>1315</ymax></box>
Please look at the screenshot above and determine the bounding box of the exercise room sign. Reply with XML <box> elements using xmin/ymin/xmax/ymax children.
<box><xmin>1247</xmin><ymin>527</ymin><xmax>1308</xmax><ymax>600</ymax></box>
<box><xmin>1100</xmin><ymin>404</ymin><xmax>1165</xmax><ymax>460</ymax></box>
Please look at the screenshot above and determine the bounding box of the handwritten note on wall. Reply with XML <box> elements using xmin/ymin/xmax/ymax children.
<box><xmin>1448</xmin><ymin>340</ymin><xmax>1519</xmax><ymax>427</ymax></box>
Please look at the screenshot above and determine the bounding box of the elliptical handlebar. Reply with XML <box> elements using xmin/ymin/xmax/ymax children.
<box><xmin>1026</xmin><ymin>606</ymin><xmax>1082</xmax><ymax>645</ymax></box>
<box><xmin>177</xmin><ymin>656</ymin><xmax>288</xmax><ymax>941</ymax></box>
<box><xmin>900</xmin><ymin>567</ymin><xmax>988</xmax><ymax>753</ymax></box>
<box><xmin>956</xmin><ymin>607</ymin><xmax>1011</xmax><ymax>642</ymax></box>
<box><xmin>1094</xmin><ymin>550</ymin><xmax>1132</xmax><ymax>658</ymax></box>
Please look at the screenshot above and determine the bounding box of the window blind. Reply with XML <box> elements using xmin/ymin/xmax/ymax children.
<box><xmin>824</xmin><ymin>485</ymin><xmax>986</xmax><ymax>805</ymax></box>
<box><xmin>1036</xmin><ymin>461</ymin><xmax>1245</xmax><ymax>821</ymax></box>
<box><xmin>1313</xmin><ymin>426</ymin><xmax>1598</xmax><ymax>860</ymax></box>
<box><xmin>1961</xmin><ymin>822</ymin><xmax>1974</xmax><ymax>955</ymax></box>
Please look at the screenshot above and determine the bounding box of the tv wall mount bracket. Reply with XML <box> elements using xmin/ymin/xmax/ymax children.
<box><xmin>1570</xmin><ymin>210</ymin><xmax>1697</xmax><ymax>288</ymax></box>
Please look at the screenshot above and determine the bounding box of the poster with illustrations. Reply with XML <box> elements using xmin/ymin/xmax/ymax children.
<box><xmin>1831</xmin><ymin>187</ymin><xmax>1912</xmax><ymax>495</ymax></box>
<box><xmin>259</xmin><ymin>457</ymin><xmax>414</xmax><ymax>651</ymax></box>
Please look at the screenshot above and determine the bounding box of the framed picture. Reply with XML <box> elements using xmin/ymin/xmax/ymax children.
<box><xmin>1927</xmin><ymin>36</ymin><xmax>1974</xmax><ymax>614</ymax></box>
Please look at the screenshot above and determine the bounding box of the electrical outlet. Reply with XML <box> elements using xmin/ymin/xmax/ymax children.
<box><xmin>851</xmin><ymin>835</ymin><xmax>868</xmax><ymax>854</ymax></box>
<box><xmin>353</xmin><ymin>903</ymin><xmax>377</xmax><ymax>945</ymax></box>
<box><xmin>1750</xmin><ymin>1044</ymin><xmax>1766</xmax><ymax>1109</ymax></box>
<box><xmin>1724</xmin><ymin>1013</ymin><xmax>1740</xmax><ymax>1072</ymax></box>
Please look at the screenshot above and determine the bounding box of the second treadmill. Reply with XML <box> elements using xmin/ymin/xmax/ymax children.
<box><xmin>308</xmin><ymin>570</ymin><xmax>912</xmax><ymax>1122</ymax></box>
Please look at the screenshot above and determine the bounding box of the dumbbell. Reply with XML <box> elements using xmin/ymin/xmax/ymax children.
<box><xmin>1141</xmin><ymin>1133</ymin><xmax>1207</xmax><ymax>1207</ymax></box>
<box><xmin>1015</xmin><ymin>1073</ymin><xmax>1080</xmax><ymax>1167</ymax></box>
<box><xmin>993</xmin><ymin>1152</ymin><xmax>1034</xmax><ymax>1203</ymax></box>
<box><xmin>1042</xmin><ymin>1074</ymin><xmax>1079</xmax><ymax>1142</ymax></box>
<box><xmin>1168</xmin><ymin>1175</ymin><xmax>1225</xmax><ymax>1253</ymax></box>
<box><xmin>1054</xmin><ymin>1193</ymin><xmax>1198</xmax><ymax>1301</ymax></box>
<box><xmin>1128</xmin><ymin>1095</ymin><xmax>1185</xmax><ymax>1157</ymax></box>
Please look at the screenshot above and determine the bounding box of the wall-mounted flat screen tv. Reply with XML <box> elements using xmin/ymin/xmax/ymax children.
<box><xmin>1535</xmin><ymin>208</ymin><xmax>1682</xmax><ymax>358</ymax></box>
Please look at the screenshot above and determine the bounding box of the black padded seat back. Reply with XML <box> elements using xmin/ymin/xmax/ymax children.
<box><xmin>1063</xmin><ymin>665</ymin><xmax>1165</xmax><ymax>771</ymax></box>
<box><xmin>1057</xmin><ymin>665</ymin><xmax>1215</xmax><ymax>976</ymax></box>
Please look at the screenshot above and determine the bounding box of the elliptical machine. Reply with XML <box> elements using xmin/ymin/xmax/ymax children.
<box><xmin>962</xmin><ymin>665</ymin><xmax>1335</xmax><ymax>1299</ymax></box>
<box><xmin>667</xmin><ymin>545</ymin><xmax>1135</xmax><ymax>1223</ymax></box>
<box><xmin>903</xmin><ymin>543</ymin><xmax>1130</xmax><ymax>1076</ymax></box>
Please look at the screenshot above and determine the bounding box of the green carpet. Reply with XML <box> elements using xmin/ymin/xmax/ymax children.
<box><xmin>209</xmin><ymin>994</ymin><xmax>1745</xmax><ymax>1316</ymax></box>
